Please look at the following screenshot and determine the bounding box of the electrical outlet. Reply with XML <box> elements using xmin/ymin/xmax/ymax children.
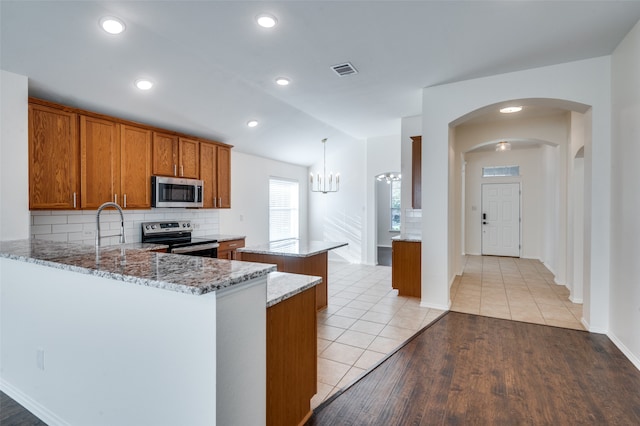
<box><xmin>36</xmin><ymin>348</ymin><xmax>45</xmax><ymax>370</ymax></box>
<box><xmin>239</xmin><ymin>214</ymin><xmax>244</xmax><ymax>222</ymax></box>
<box><xmin>83</xmin><ymin>230</ymin><xmax>95</xmax><ymax>237</ymax></box>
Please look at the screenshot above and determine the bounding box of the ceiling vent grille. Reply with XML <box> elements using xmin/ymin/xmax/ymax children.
<box><xmin>331</xmin><ymin>62</ymin><xmax>358</xmax><ymax>77</ymax></box>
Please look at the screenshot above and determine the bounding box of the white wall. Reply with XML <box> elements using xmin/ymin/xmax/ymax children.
<box><xmin>610</xmin><ymin>19</ymin><xmax>640</xmax><ymax>369</ymax></box>
<box><xmin>1</xmin><ymin>258</ymin><xmax>218</xmax><ymax>426</ymax></box>
<box><xmin>366</xmin><ymin>134</ymin><xmax>401</xmax><ymax>262</ymax></box>
<box><xmin>218</xmin><ymin>151</ymin><xmax>309</xmax><ymax>247</ymax></box>
<box><xmin>308</xmin><ymin>138</ymin><xmax>367</xmax><ymax>264</ymax></box>
<box><xmin>455</xmin><ymin>113</ymin><xmax>570</xmax><ymax>264</ymax></box>
<box><xmin>422</xmin><ymin>57</ymin><xmax>612</xmax><ymax>325</ymax></box>
<box><xmin>463</xmin><ymin>147</ymin><xmax>543</xmax><ymax>258</ymax></box>
<box><xmin>0</xmin><ymin>70</ymin><xmax>29</xmax><ymax>240</ymax></box>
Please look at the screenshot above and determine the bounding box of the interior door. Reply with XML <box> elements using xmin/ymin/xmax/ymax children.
<box><xmin>481</xmin><ymin>183</ymin><xmax>520</xmax><ymax>257</ymax></box>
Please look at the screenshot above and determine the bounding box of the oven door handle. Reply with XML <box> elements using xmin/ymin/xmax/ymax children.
<box><xmin>171</xmin><ymin>243</ymin><xmax>220</xmax><ymax>254</ymax></box>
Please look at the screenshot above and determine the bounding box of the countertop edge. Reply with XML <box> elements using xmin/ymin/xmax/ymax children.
<box><xmin>238</xmin><ymin>241</ymin><xmax>348</xmax><ymax>257</ymax></box>
<box><xmin>266</xmin><ymin>271</ymin><xmax>322</xmax><ymax>308</ymax></box>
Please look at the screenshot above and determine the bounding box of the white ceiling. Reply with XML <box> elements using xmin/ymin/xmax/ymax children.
<box><xmin>2</xmin><ymin>1</ymin><xmax>640</xmax><ymax>166</ymax></box>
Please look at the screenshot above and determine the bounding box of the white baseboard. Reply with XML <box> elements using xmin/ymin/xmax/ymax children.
<box><xmin>607</xmin><ymin>332</ymin><xmax>640</xmax><ymax>372</ymax></box>
<box><xmin>569</xmin><ymin>295</ymin><xmax>583</xmax><ymax>304</ymax></box>
<box><xmin>420</xmin><ymin>300</ymin><xmax>450</xmax><ymax>310</ymax></box>
<box><xmin>0</xmin><ymin>379</ymin><xmax>69</xmax><ymax>426</ymax></box>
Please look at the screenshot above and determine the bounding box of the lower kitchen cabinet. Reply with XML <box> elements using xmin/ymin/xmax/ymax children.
<box><xmin>267</xmin><ymin>287</ymin><xmax>317</xmax><ymax>426</ymax></box>
<box><xmin>391</xmin><ymin>240</ymin><xmax>421</xmax><ymax>297</ymax></box>
<box><xmin>217</xmin><ymin>238</ymin><xmax>245</xmax><ymax>260</ymax></box>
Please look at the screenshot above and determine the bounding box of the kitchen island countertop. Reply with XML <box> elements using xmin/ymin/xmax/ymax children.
<box><xmin>266</xmin><ymin>271</ymin><xmax>322</xmax><ymax>308</ymax></box>
<box><xmin>392</xmin><ymin>234</ymin><xmax>422</xmax><ymax>242</ymax></box>
<box><xmin>0</xmin><ymin>239</ymin><xmax>275</xmax><ymax>296</ymax></box>
<box><xmin>237</xmin><ymin>239</ymin><xmax>347</xmax><ymax>257</ymax></box>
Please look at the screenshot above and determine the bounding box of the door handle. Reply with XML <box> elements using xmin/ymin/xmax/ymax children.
<box><xmin>483</xmin><ymin>221</ymin><xmax>487</xmax><ymax>225</ymax></box>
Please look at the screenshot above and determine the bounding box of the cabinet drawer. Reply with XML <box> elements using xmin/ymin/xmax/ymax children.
<box><xmin>218</xmin><ymin>239</ymin><xmax>245</xmax><ymax>252</ymax></box>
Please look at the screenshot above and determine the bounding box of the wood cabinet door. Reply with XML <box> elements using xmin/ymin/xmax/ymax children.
<box><xmin>199</xmin><ymin>142</ymin><xmax>217</xmax><ymax>208</ymax></box>
<box><xmin>28</xmin><ymin>103</ymin><xmax>80</xmax><ymax>209</ymax></box>
<box><xmin>120</xmin><ymin>124</ymin><xmax>152</xmax><ymax>208</ymax></box>
<box><xmin>179</xmin><ymin>137</ymin><xmax>199</xmax><ymax>178</ymax></box>
<box><xmin>80</xmin><ymin>115</ymin><xmax>120</xmax><ymax>209</ymax></box>
<box><xmin>411</xmin><ymin>136</ymin><xmax>422</xmax><ymax>209</ymax></box>
<box><xmin>216</xmin><ymin>145</ymin><xmax>231</xmax><ymax>208</ymax></box>
<box><xmin>152</xmin><ymin>132</ymin><xmax>178</xmax><ymax>176</ymax></box>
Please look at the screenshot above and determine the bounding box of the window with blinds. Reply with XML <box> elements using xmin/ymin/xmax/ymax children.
<box><xmin>269</xmin><ymin>178</ymin><xmax>299</xmax><ymax>242</ymax></box>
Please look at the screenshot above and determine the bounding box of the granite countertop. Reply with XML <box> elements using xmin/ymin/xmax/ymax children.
<box><xmin>0</xmin><ymin>239</ymin><xmax>276</xmax><ymax>296</ymax></box>
<box><xmin>237</xmin><ymin>239</ymin><xmax>348</xmax><ymax>257</ymax></box>
<box><xmin>200</xmin><ymin>234</ymin><xmax>245</xmax><ymax>242</ymax></box>
<box><xmin>266</xmin><ymin>271</ymin><xmax>322</xmax><ymax>308</ymax></box>
<box><xmin>392</xmin><ymin>234</ymin><xmax>422</xmax><ymax>242</ymax></box>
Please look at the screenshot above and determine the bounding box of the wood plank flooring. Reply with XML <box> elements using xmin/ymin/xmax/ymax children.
<box><xmin>0</xmin><ymin>391</ymin><xmax>47</xmax><ymax>426</ymax></box>
<box><xmin>307</xmin><ymin>312</ymin><xmax>640</xmax><ymax>425</ymax></box>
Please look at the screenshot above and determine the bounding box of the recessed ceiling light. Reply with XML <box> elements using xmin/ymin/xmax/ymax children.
<box><xmin>500</xmin><ymin>106</ymin><xmax>523</xmax><ymax>114</ymax></box>
<box><xmin>256</xmin><ymin>13</ymin><xmax>277</xmax><ymax>28</ymax></box>
<box><xmin>100</xmin><ymin>16</ymin><xmax>126</xmax><ymax>35</ymax></box>
<box><xmin>275</xmin><ymin>77</ymin><xmax>290</xmax><ymax>86</ymax></box>
<box><xmin>135</xmin><ymin>79</ymin><xmax>154</xmax><ymax>90</ymax></box>
<box><xmin>247</xmin><ymin>120</ymin><xmax>259</xmax><ymax>128</ymax></box>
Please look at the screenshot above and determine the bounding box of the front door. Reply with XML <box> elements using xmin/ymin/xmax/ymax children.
<box><xmin>481</xmin><ymin>183</ymin><xmax>520</xmax><ymax>257</ymax></box>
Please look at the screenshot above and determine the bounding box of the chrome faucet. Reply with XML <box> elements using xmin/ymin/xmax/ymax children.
<box><xmin>96</xmin><ymin>202</ymin><xmax>126</xmax><ymax>247</ymax></box>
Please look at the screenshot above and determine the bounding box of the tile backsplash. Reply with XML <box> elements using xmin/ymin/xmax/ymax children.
<box><xmin>403</xmin><ymin>208</ymin><xmax>422</xmax><ymax>236</ymax></box>
<box><xmin>31</xmin><ymin>208</ymin><xmax>220</xmax><ymax>246</ymax></box>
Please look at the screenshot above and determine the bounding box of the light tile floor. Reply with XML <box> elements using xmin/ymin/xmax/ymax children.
<box><xmin>312</xmin><ymin>261</ymin><xmax>445</xmax><ymax>408</ymax></box>
<box><xmin>312</xmin><ymin>255</ymin><xmax>584</xmax><ymax>409</ymax></box>
<box><xmin>450</xmin><ymin>255</ymin><xmax>584</xmax><ymax>330</ymax></box>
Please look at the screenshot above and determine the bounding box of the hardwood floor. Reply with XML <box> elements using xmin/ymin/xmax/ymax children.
<box><xmin>0</xmin><ymin>391</ymin><xmax>47</xmax><ymax>426</ymax></box>
<box><xmin>307</xmin><ymin>312</ymin><xmax>640</xmax><ymax>425</ymax></box>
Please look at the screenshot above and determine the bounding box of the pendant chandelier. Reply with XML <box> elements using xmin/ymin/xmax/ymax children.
<box><xmin>376</xmin><ymin>172</ymin><xmax>401</xmax><ymax>184</ymax></box>
<box><xmin>310</xmin><ymin>138</ymin><xmax>339</xmax><ymax>193</ymax></box>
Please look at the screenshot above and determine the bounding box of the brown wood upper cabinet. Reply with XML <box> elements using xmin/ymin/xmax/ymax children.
<box><xmin>80</xmin><ymin>117</ymin><xmax>152</xmax><ymax>209</ymax></box>
<box><xmin>28</xmin><ymin>98</ymin><xmax>231</xmax><ymax>210</ymax></box>
<box><xmin>152</xmin><ymin>132</ymin><xmax>199</xmax><ymax>179</ymax></box>
<box><xmin>411</xmin><ymin>135</ymin><xmax>422</xmax><ymax>209</ymax></box>
<box><xmin>119</xmin><ymin>125</ymin><xmax>152</xmax><ymax>208</ymax></box>
<box><xmin>28</xmin><ymin>103</ymin><xmax>80</xmax><ymax>209</ymax></box>
<box><xmin>199</xmin><ymin>143</ymin><xmax>231</xmax><ymax>208</ymax></box>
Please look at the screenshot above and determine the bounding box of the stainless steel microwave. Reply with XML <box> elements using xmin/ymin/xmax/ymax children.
<box><xmin>151</xmin><ymin>176</ymin><xmax>203</xmax><ymax>208</ymax></box>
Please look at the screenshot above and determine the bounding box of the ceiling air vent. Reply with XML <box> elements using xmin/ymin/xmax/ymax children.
<box><xmin>331</xmin><ymin>62</ymin><xmax>358</xmax><ymax>77</ymax></box>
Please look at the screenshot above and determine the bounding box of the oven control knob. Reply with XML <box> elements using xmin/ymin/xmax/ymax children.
<box><xmin>145</xmin><ymin>225</ymin><xmax>150</xmax><ymax>230</ymax></box>
<box><xmin>151</xmin><ymin>225</ymin><xmax>157</xmax><ymax>229</ymax></box>
<box><xmin>186</xmin><ymin>223</ymin><xmax>191</xmax><ymax>228</ymax></box>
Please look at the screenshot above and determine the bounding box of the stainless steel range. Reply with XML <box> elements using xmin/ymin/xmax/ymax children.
<box><xmin>141</xmin><ymin>220</ymin><xmax>219</xmax><ymax>257</ymax></box>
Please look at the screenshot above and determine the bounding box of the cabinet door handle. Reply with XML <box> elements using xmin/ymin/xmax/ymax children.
<box><xmin>180</xmin><ymin>165</ymin><xmax>184</xmax><ymax>177</ymax></box>
<box><xmin>213</xmin><ymin>197</ymin><xmax>217</xmax><ymax>208</ymax></box>
<box><xmin>173</xmin><ymin>164</ymin><xmax>177</xmax><ymax>176</ymax></box>
<box><xmin>114</xmin><ymin>194</ymin><xmax>118</xmax><ymax>204</ymax></box>
<box><xmin>123</xmin><ymin>194</ymin><xmax>127</xmax><ymax>208</ymax></box>
<box><xmin>229</xmin><ymin>243</ymin><xmax>237</xmax><ymax>247</ymax></box>
<box><xmin>219</xmin><ymin>197</ymin><xmax>222</xmax><ymax>207</ymax></box>
<box><xmin>73</xmin><ymin>192</ymin><xmax>77</xmax><ymax>208</ymax></box>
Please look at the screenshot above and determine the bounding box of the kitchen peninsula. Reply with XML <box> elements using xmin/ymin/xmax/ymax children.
<box><xmin>237</xmin><ymin>239</ymin><xmax>347</xmax><ymax>310</ymax></box>
<box><xmin>0</xmin><ymin>239</ymin><xmax>276</xmax><ymax>426</ymax></box>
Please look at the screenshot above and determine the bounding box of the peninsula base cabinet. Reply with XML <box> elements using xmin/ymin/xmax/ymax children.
<box><xmin>267</xmin><ymin>287</ymin><xmax>317</xmax><ymax>426</ymax></box>
<box><xmin>392</xmin><ymin>240</ymin><xmax>421</xmax><ymax>298</ymax></box>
